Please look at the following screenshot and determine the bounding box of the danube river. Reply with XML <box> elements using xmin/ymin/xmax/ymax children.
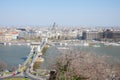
<box><xmin>0</xmin><ymin>44</ymin><xmax>120</xmax><ymax>70</ymax></box>
<box><xmin>0</xmin><ymin>45</ymin><xmax>30</xmax><ymax>69</ymax></box>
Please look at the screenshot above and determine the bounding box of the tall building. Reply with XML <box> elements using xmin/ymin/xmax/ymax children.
<box><xmin>103</xmin><ymin>29</ymin><xmax>113</xmax><ymax>39</ymax></box>
<box><xmin>113</xmin><ymin>31</ymin><xmax>120</xmax><ymax>41</ymax></box>
<box><xmin>82</xmin><ymin>31</ymin><xmax>100</xmax><ymax>40</ymax></box>
<box><xmin>51</xmin><ymin>22</ymin><xmax>57</xmax><ymax>33</ymax></box>
<box><xmin>100</xmin><ymin>29</ymin><xmax>120</xmax><ymax>42</ymax></box>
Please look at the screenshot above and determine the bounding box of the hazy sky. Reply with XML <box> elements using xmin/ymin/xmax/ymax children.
<box><xmin>0</xmin><ymin>0</ymin><xmax>120</xmax><ymax>26</ymax></box>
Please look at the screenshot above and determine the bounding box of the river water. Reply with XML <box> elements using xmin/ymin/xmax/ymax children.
<box><xmin>0</xmin><ymin>44</ymin><xmax>120</xmax><ymax>70</ymax></box>
<box><xmin>0</xmin><ymin>45</ymin><xmax>30</xmax><ymax>69</ymax></box>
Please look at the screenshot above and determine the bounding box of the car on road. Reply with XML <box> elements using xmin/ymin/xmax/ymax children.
<box><xmin>12</xmin><ymin>73</ymin><xmax>16</xmax><ymax>76</ymax></box>
<box><xmin>17</xmin><ymin>72</ymin><xmax>20</xmax><ymax>74</ymax></box>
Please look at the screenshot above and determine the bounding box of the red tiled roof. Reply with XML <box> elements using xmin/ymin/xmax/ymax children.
<box><xmin>0</xmin><ymin>32</ymin><xmax>3</xmax><ymax>35</ymax></box>
<box><xmin>11</xmin><ymin>32</ymin><xmax>19</xmax><ymax>34</ymax></box>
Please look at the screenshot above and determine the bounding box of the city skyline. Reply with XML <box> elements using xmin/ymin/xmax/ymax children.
<box><xmin>0</xmin><ymin>0</ymin><xmax>120</xmax><ymax>27</ymax></box>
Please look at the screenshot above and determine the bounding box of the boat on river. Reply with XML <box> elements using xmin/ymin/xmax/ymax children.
<box><xmin>57</xmin><ymin>47</ymin><xmax>69</xmax><ymax>50</ymax></box>
<box><xmin>93</xmin><ymin>45</ymin><xmax>100</xmax><ymax>47</ymax></box>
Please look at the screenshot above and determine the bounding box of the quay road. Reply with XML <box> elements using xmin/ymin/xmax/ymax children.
<box><xmin>1</xmin><ymin>39</ymin><xmax>47</xmax><ymax>80</ymax></box>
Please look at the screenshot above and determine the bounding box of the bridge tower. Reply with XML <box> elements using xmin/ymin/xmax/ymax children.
<box><xmin>37</xmin><ymin>45</ymin><xmax>41</xmax><ymax>53</ymax></box>
<box><xmin>30</xmin><ymin>45</ymin><xmax>35</xmax><ymax>53</ymax></box>
<box><xmin>42</xmin><ymin>37</ymin><xmax>48</xmax><ymax>43</ymax></box>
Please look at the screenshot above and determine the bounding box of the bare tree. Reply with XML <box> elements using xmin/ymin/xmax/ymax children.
<box><xmin>50</xmin><ymin>48</ymin><xmax>120</xmax><ymax>80</ymax></box>
<box><xmin>0</xmin><ymin>61</ymin><xmax>7</xmax><ymax>72</ymax></box>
